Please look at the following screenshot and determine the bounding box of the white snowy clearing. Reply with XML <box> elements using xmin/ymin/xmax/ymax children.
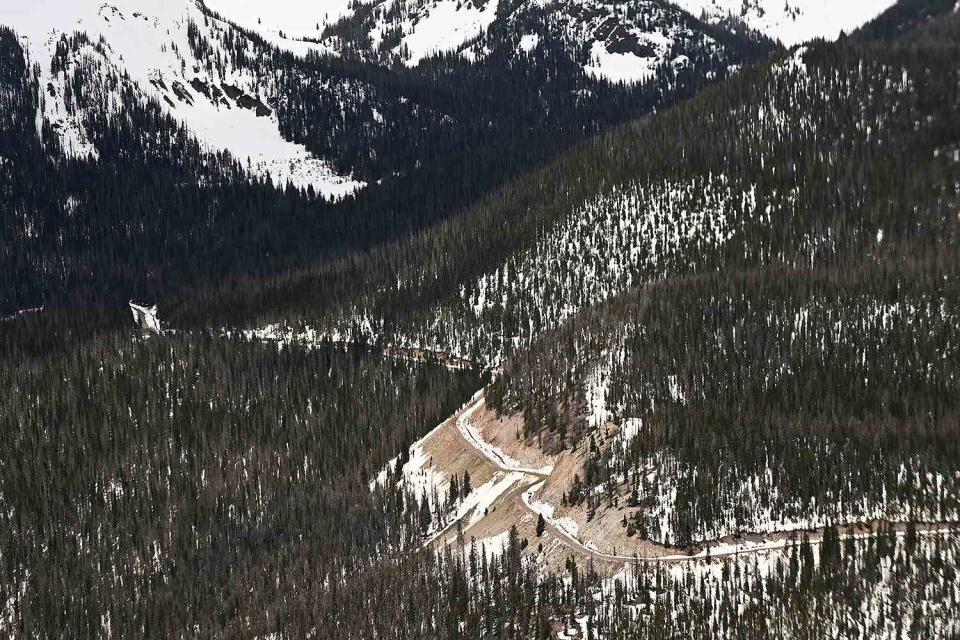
<box><xmin>673</xmin><ymin>0</ymin><xmax>899</xmax><ymax>45</ymax></box>
<box><xmin>584</xmin><ymin>28</ymin><xmax>689</xmax><ymax>85</ymax></box>
<box><xmin>203</xmin><ymin>0</ymin><xmax>358</xmax><ymax>49</ymax></box>
<box><xmin>2</xmin><ymin>0</ymin><xmax>363</xmax><ymax>198</ymax></box>
<box><xmin>369</xmin><ymin>0</ymin><xmax>501</xmax><ymax>66</ymax></box>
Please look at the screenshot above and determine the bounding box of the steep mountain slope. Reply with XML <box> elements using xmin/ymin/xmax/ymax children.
<box><xmin>5</xmin><ymin>0</ymin><xmax>362</xmax><ymax>196</ymax></box>
<box><xmin>1</xmin><ymin>0</ymin><xmax>775</xmax><ymax>324</ymax></box>
<box><xmin>674</xmin><ymin>0</ymin><xmax>899</xmax><ymax>44</ymax></box>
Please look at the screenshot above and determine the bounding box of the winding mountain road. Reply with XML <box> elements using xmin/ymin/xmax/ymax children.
<box><xmin>446</xmin><ymin>391</ymin><xmax>959</xmax><ymax>565</ymax></box>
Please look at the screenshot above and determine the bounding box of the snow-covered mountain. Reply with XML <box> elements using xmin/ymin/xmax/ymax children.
<box><xmin>1</xmin><ymin>0</ymin><xmax>902</xmax><ymax>198</ymax></box>
<box><xmin>672</xmin><ymin>0</ymin><xmax>899</xmax><ymax>44</ymax></box>
<box><xmin>2</xmin><ymin>0</ymin><xmax>363</xmax><ymax>197</ymax></box>
<box><xmin>211</xmin><ymin>0</ymin><xmax>903</xmax><ymax>73</ymax></box>
<box><xmin>314</xmin><ymin>0</ymin><xmax>763</xmax><ymax>80</ymax></box>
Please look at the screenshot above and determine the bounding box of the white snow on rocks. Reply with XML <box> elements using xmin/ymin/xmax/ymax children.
<box><xmin>397</xmin><ymin>0</ymin><xmax>500</xmax><ymax>66</ymax></box>
<box><xmin>673</xmin><ymin>0</ymin><xmax>898</xmax><ymax>45</ymax></box>
<box><xmin>3</xmin><ymin>0</ymin><xmax>363</xmax><ymax>197</ymax></box>
<box><xmin>584</xmin><ymin>40</ymin><xmax>658</xmax><ymax>84</ymax></box>
<box><xmin>584</xmin><ymin>31</ymin><xmax>674</xmax><ymax>85</ymax></box>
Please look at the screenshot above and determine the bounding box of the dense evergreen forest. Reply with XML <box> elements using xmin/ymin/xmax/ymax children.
<box><xmin>295</xmin><ymin>528</ymin><xmax>957</xmax><ymax>639</ymax></box>
<box><xmin>476</xmin><ymin>10</ymin><xmax>960</xmax><ymax>546</ymax></box>
<box><xmin>2</xmin><ymin>0</ymin><xmax>959</xmax><ymax>638</ymax></box>
<box><xmin>0</xmin><ymin>334</ymin><xmax>480</xmax><ymax>636</ymax></box>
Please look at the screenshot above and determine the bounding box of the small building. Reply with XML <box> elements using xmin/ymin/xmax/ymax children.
<box><xmin>129</xmin><ymin>301</ymin><xmax>161</xmax><ymax>335</ymax></box>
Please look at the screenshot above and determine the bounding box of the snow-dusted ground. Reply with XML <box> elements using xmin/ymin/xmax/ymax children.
<box><xmin>242</xmin><ymin>323</ymin><xmax>367</xmax><ymax>349</ymax></box>
<box><xmin>435</xmin><ymin>173</ymin><xmax>752</xmax><ymax>363</ymax></box>
<box><xmin>471</xmin><ymin>530</ymin><xmax>511</xmax><ymax>561</ymax></box>
<box><xmin>584</xmin><ymin>26</ymin><xmax>690</xmax><ymax>85</ymax></box>
<box><xmin>3</xmin><ymin>0</ymin><xmax>363</xmax><ymax>197</ymax></box>
<box><xmin>203</xmin><ymin>0</ymin><xmax>358</xmax><ymax>49</ymax></box>
<box><xmin>431</xmin><ymin>471</ymin><xmax>526</xmax><ymax>541</ymax></box>
<box><xmin>598</xmin><ymin>531</ymin><xmax>960</xmax><ymax>639</ymax></box>
<box><xmin>674</xmin><ymin>0</ymin><xmax>898</xmax><ymax>45</ymax></box>
<box><xmin>396</xmin><ymin>0</ymin><xmax>500</xmax><ymax>66</ymax></box>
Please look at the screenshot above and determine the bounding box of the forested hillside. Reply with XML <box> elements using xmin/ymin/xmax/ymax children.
<box><xmin>2</xmin><ymin>1</ymin><xmax>958</xmax><ymax>638</ymax></box>
<box><xmin>473</xmin><ymin>15</ymin><xmax>960</xmax><ymax>545</ymax></box>
<box><xmin>240</xmin><ymin>7</ymin><xmax>958</xmax><ymax>359</ymax></box>
<box><xmin>220</xmin><ymin>0</ymin><xmax>960</xmax><ymax>554</ymax></box>
<box><xmin>0</xmin><ymin>334</ymin><xmax>480</xmax><ymax>636</ymax></box>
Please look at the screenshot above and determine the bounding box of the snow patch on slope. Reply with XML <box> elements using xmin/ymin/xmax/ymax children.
<box><xmin>399</xmin><ymin>443</ymin><xmax>447</xmax><ymax>502</ymax></box>
<box><xmin>449</xmin><ymin>471</ymin><xmax>526</xmax><ymax>532</ymax></box>
<box><xmin>202</xmin><ymin>0</ymin><xmax>359</xmax><ymax>51</ymax></box>
<box><xmin>4</xmin><ymin>0</ymin><xmax>362</xmax><ymax>197</ymax></box>
<box><xmin>457</xmin><ymin>397</ymin><xmax>554</xmax><ymax>475</ymax></box>
<box><xmin>396</xmin><ymin>0</ymin><xmax>500</xmax><ymax>65</ymax></box>
<box><xmin>673</xmin><ymin>0</ymin><xmax>897</xmax><ymax>45</ymax></box>
<box><xmin>584</xmin><ymin>30</ymin><xmax>672</xmax><ymax>84</ymax></box>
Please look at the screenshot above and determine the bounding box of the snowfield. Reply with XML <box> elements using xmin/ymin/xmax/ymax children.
<box><xmin>202</xmin><ymin>0</ymin><xmax>359</xmax><ymax>48</ymax></box>
<box><xmin>3</xmin><ymin>0</ymin><xmax>363</xmax><ymax>197</ymax></box>
<box><xmin>584</xmin><ymin>23</ymin><xmax>692</xmax><ymax>85</ymax></box>
<box><xmin>395</xmin><ymin>0</ymin><xmax>501</xmax><ymax>66</ymax></box>
<box><xmin>673</xmin><ymin>0</ymin><xmax>898</xmax><ymax>45</ymax></box>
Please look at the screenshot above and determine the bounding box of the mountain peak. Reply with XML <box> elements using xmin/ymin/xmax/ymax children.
<box><xmin>6</xmin><ymin>0</ymin><xmax>363</xmax><ymax>197</ymax></box>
